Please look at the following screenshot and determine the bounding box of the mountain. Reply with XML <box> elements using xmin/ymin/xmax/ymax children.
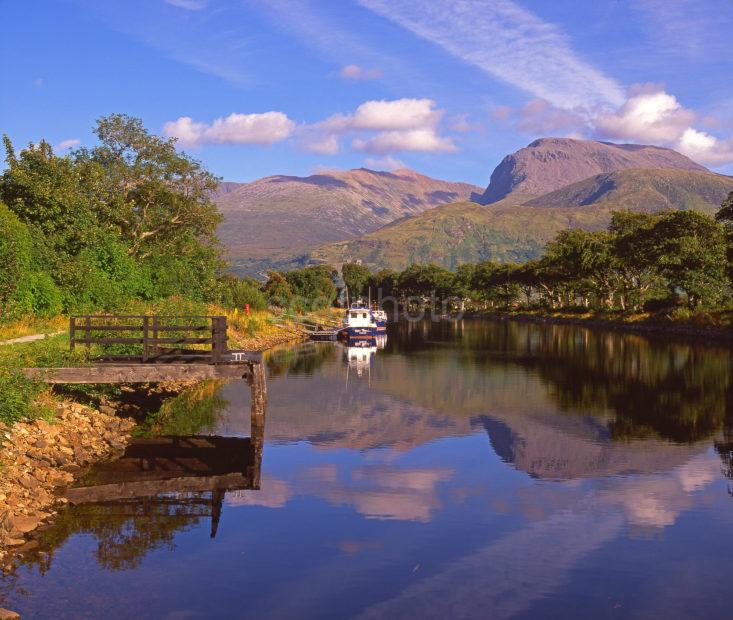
<box><xmin>479</xmin><ymin>138</ymin><xmax>707</xmax><ymax>204</ymax></box>
<box><xmin>311</xmin><ymin>169</ymin><xmax>733</xmax><ymax>271</ymax></box>
<box><xmin>213</xmin><ymin>168</ymin><xmax>481</xmax><ymax>274</ymax></box>
<box><xmin>524</xmin><ymin>168</ymin><xmax>733</xmax><ymax>211</ymax></box>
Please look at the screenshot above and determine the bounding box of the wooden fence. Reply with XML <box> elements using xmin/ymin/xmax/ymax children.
<box><xmin>70</xmin><ymin>315</ymin><xmax>228</xmax><ymax>363</ymax></box>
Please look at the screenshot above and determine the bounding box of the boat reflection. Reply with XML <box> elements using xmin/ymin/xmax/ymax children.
<box><xmin>343</xmin><ymin>334</ymin><xmax>388</xmax><ymax>377</ymax></box>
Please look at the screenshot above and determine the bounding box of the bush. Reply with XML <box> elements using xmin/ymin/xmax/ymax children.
<box><xmin>28</xmin><ymin>272</ymin><xmax>64</xmax><ymax>317</ymax></box>
<box><xmin>0</xmin><ymin>202</ymin><xmax>34</xmax><ymax>321</ymax></box>
<box><xmin>215</xmin><ymin>274</ymin><xmax>268</xmax><ymax>311</ymax></box>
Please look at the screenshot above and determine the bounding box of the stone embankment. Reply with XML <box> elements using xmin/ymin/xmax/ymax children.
<box><xmin>0</xmin><ymin>403</ymin><xmax>135</xmax><ymax>570</ymax></box>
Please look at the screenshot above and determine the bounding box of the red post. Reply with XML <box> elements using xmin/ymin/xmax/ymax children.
<box><xmin>245</xmin><ymin>303</ymin><xmax>250</xmax><ymax>316</ymax></box>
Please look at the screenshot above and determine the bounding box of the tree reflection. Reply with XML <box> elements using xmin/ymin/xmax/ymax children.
<box><xmin>266</xmin><ymin>342</ymin><xmax>335</xmax><ymax>378</ymax></box>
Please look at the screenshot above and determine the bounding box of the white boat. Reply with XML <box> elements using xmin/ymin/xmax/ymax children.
<box><xmin>342</xmin><ymin>300</ymin><xmax>377</xmax><ymax>339</ymax></box>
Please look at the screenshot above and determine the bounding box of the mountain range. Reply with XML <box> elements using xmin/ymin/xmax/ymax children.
<box><xmin>214</xmin><ymin>168</ymin><xmax>480</xmax><ymax>274</ymax></box>
<box><xmin>215</xmin><ymin>138</ymin><xmax>733</xmax><ymax>274</ymax></box>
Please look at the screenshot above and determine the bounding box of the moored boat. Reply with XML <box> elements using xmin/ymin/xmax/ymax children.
<box><xmin>341</xmin><ymin>300</ymin><xmax>378</xmax><ymax>339</ymax></box>
<box><xmin>372</xmin><ymin>309</ymin><xmax>387</xmax><ymax>332</ymax></box>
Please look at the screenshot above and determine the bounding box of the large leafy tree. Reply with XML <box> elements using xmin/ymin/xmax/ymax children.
<box><xmin>716</xmin><ymin>191</ymin><xmax>733</xmax><ymax>286</ymax></box>
<box><xmin>284</xmin><ymin>265</ymin><xmax>338</xmax><ymax>309</ymax></box>
<box><xmin>650</xmin><ymin>211</ymin><xmax>729</xmax><ymax>308</ymax></box>
<box><xmin>543</xmin><ymin>229</ymin><xmax>621</xmax><ymax>309</ymax></box>
<box><xmin>609</xmin><ymin>211</ymin><xmax>664</xmax><ymax>311</ymax></box>
<box><xmin>79</xmin><ymin>114</ymin><xmax>222</xmax><ymax>259</ymax></box>
<box><xmin>397</xmin><ymin>264</ymin><xmax>455</xmax><ymax>301</ymax></box>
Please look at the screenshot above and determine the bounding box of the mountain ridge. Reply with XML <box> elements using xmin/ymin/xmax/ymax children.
<box><xmin>214</xmin><ymin>167</ymin><xmax>482</xmax><ymax>270</ymax></box>
<box><xmin>480</xmin><ymin>137</ymin><xmax>707</xmax><ymax>204</ymax></box>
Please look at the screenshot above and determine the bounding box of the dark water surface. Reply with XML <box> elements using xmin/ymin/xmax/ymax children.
<box><xmin>2</xmin><ymin>319</ymin><xmax>733</xmax><ymax>619</ymax></box>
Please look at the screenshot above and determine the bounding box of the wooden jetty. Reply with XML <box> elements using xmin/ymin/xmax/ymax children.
<box><xmin>24</xmin><ymin>315</ymin><xmax>262</xmax><ymax>384</ymax></box>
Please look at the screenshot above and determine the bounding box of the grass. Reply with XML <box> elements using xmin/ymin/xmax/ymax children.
<box><xmin>0</xmin><ymin>314</ymin><xmax>68</xmax><ymax>341</ymax></box>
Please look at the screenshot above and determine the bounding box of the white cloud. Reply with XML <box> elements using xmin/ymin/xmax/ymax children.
<box><xmin>350</xmin><ymin>98</ymin><xmax>442</xmax><ymax>131</ymax></box>
<box><xmin>55</xmin><ymin>139</ymin><xmax>80</xmax><ymax>151</ymax></box>
<box><xmin>358</xmin><ymin>0</ymin><xmax>625</xmax><ymax>111</ymax></box>
<box><xmin>339</xmin><ymin>64</ymin><xmax>383</xmax><ymax>80</ymax></box>
<box><xmin>592</xmin><ymin>86</ymin><xmax>733</xmax><ymax>166</ymax></box>
<box><xmin>165</xmin><ymin>0</ymin><xmax>208</xmax><ymax>10</ymax></box>
<box><xmin>301</xmin><ymin>98</ymin><xmax>455</xmax><ymax>155</ymax></box>
<box><xmin>353</xmin><ymin>128</ymin><xmax>456</xmax><ymax>154</ymax></box>
<box><xmin>364</xmin><ymin>156</ymin><xmax>406</xmax><ymax>171</ymax></box>
<box><xmin>676</xmin><ymin>128</ymin><xmax>733</xmax><ymax>166</ymax></box>
<box><xmin>595</xmin><ymin>88</ymin><xmax>696</xmax><ymax>143</ymax></box>
<box><xmin>163</xmin><ymin>112</ymin><xmax>295</xmax><ymax>147</ymax></box>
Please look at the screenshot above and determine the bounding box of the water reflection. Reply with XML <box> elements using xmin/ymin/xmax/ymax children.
<box><xmin>3</xmin><ymin>320</ymin><xmax>733</xmax><ymax>619</ymax></box>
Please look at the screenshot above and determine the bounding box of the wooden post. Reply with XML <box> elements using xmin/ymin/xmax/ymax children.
<box><xmin>249</xmin><ymin>361</ymin><xmax>267</xmax><ymax>490</ymax></box>
<box><xmin>152</xmin><ymin>316</ymin><xmax>159</xmax><ymax>361</ymax></box>
<box><xmin>70</xmin><ymin>317</ymin><xmax>76</xmax><ymax>352</ymax></box>
<box><xmin>85</xmin><ymin>316</ymin><xmax>91</xmax><ymax>354</ymax></box>
<box><xmin>142</xmin><ymin>316</ymin><xmax>150</xmax><ymax>363</ymax></box>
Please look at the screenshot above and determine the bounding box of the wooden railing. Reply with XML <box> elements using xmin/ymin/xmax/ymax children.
<box><xmin>70</xmin><ymin>315</ymin><xmax>228</xmax><ymax>363</ymax></box>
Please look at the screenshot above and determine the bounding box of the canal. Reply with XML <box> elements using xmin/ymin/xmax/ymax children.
<box><xmin>2</xmin><ymin>319</ymin><xmax>732</xmax><ymax>619</ymax></box>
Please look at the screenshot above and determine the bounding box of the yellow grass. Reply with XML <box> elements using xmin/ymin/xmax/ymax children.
<box><xmin>0</xmin><ymin>315</ymin><xmax>68</xmax><ymax>341</ymax></box>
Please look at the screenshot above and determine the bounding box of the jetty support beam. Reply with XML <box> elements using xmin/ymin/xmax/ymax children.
<box><xmin>22</xmin><ymin>363</ymin><xmax>254</xmax><ymax>384</ymax></box>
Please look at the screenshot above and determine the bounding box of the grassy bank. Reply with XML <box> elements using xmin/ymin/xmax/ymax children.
<box><xmin>0</xmin><ymin>304</ymin><xmax>335</xmax><ymax>427</ymax></box>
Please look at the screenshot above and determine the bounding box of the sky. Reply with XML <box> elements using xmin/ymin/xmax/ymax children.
<box><xmin>2</xmin><ymin>0</ymin><xmax>733</xmax><ymax>186</ymax></box>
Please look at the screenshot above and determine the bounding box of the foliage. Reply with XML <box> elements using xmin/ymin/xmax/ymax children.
<box><xmin>263</xmin><ymin>271</ymin><xmax>294</xmax><ymax>308</ymax></box>
<box><xmin>284</xmin><ymin>265</ymin><xmax>337</xmax><ymax>310</ymax></box>
<box><xmin>0</xmin><ymin>114</ymin><xmax>224</xmax><ymax>322</ymax></box>
<box><xmin>214</xmin><ymin>273</ymin><xmax>268</xmax><ymax>312</ymax></box>
<box><xmin>341</xmin><ymin>262</ymin><xmax>372</xmax><ymax>300</ymax></box>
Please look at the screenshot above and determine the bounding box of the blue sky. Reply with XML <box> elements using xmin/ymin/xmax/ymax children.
<box><xmin>2</xmin><ymin>0</ymin><xmax>733</xmax><ymax>185</ymax></box>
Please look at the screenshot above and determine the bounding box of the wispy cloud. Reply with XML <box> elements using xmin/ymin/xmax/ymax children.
<box><xmin>55</xmin><ymin>139</ymin><xmax>80</xmax><ymax>151</ymax></box>
<box><xmin>358</xmin><ymin>0</ymin><xmax>625</xmax><ymax>111</ymax></box>
<box><xmin>634</xmin><ymin>0</ymin><xmax>733</xmax><ymax>60</ymax></box>
<box><xmin>339</xmin><ymin>64</ymin><xmax>383</xmax><ymax>81</ymax></box>
<box><xmin>364</xmin><ymin>156</ymin><xmax>406</xmax><ymax>171</ymax></box>
<box><xmin>164</xmin><ymin>0</ymin><xmax>208</xmax><ymax>10</ymax></box>
<box><xmin>163</xmin><ymin>112</ymin><xmax>295</xmax><ymax>147</ymax></box>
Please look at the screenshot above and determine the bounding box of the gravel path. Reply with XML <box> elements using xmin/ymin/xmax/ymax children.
<box><xmin>0</xmin><ymin>332</ymin><xmax>65</xmax><ymax>346</ymax></box>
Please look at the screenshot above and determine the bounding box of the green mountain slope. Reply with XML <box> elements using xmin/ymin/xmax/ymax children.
<box><xmin>310</xmin><ymin>169</ymin><xmax>733</xmax><ymax>271</ymax></box>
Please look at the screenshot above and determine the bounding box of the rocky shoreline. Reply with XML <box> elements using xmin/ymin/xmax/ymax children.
<box><xmin>0</xmin><ymin>403</ymin><xmax>136</xmax><ymax>571</ymax></box>
<box><xmin>0</xmin><ymin>324</ymin><xmax>307</xmax><ymax>579</ymax></box>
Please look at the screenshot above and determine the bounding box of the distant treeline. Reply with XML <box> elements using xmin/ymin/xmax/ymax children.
<box><xmin>335</xmin><ymin>197</ymin><xmax>733</xmax><ymax>314</ymax></box>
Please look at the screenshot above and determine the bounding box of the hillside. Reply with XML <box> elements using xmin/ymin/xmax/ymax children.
<box><xmin>214</xmin><ymin>168</ymin><xmax>481</xmax><ymax>273</ymax></box>
<box><xmin>480</xmin><ymin>138</ymin><xmax>707</xmax><ymax>204</ymax></box>
<box><xmin>311</xmin><ymin>169</ymin><xmax>733</xmax><ymax>271</ymax></box>
<box><xmin>525</xmin><ymin>168</ymin><xmax>733</xmax><ymax>212</ymax></box>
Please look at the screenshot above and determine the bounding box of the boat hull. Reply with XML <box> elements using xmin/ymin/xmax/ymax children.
<box><xmin>345</xmin><ymin>326</ymin><xmax>378</xmax><ymax>339</ymax></box>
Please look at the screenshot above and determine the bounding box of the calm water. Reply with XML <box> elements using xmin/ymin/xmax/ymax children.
<box><xmin>2</xmin><ymin>319</ymin><xmax>733</xmax><ymax>619</ymax></box>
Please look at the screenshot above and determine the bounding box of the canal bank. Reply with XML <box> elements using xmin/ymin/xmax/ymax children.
<box><xmin>0</xmin><ymin>319</ymin><xmax>307</xmax><ymax>577</ymax></box>
<box><xmin>460</xmin><ymin>310</ymin><xmax>733</xmax><ymax>343</ymax></box>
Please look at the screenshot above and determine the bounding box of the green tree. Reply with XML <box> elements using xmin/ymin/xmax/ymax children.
<box><xmin>716</xmin><ymin>191</ymin><xmax>733</xmax><ymax>287</ymax></box>
<box><xmin>263</xmin><ymin>272</ymin><xmax>294</xmax><ymax>308</ymax></box>
<box><xmin>284</xmin><ymin>265</ymin><xmax>337</xmax><ymax>309</ymax></box>
<box><xmin>82</xmin><ymin>114</ymin><xmax>222</xmax><ymax>259</ymax></box>
<box><xmin>609</xmin><ymin>211</ymin><xmax>665</xmax><ymax>311</ymax></box>
<box><xmin>341</xmin><ymin>262</ymin><xmax>372</xmax><ymax>301</ymax></box>
<box><xmin>650</xmin><ymin>211</ymin><xmax>729</xmax><ymax>308</ymax></box>
<box><xmin>543</xmin><ymin>229</ymin><xmax>621</xmax><ymax>309</ymax></box>
<box><xmin>397</xmin><ymin>264</ymin><xmax>455</xmax><ymax>301</ymax></box>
